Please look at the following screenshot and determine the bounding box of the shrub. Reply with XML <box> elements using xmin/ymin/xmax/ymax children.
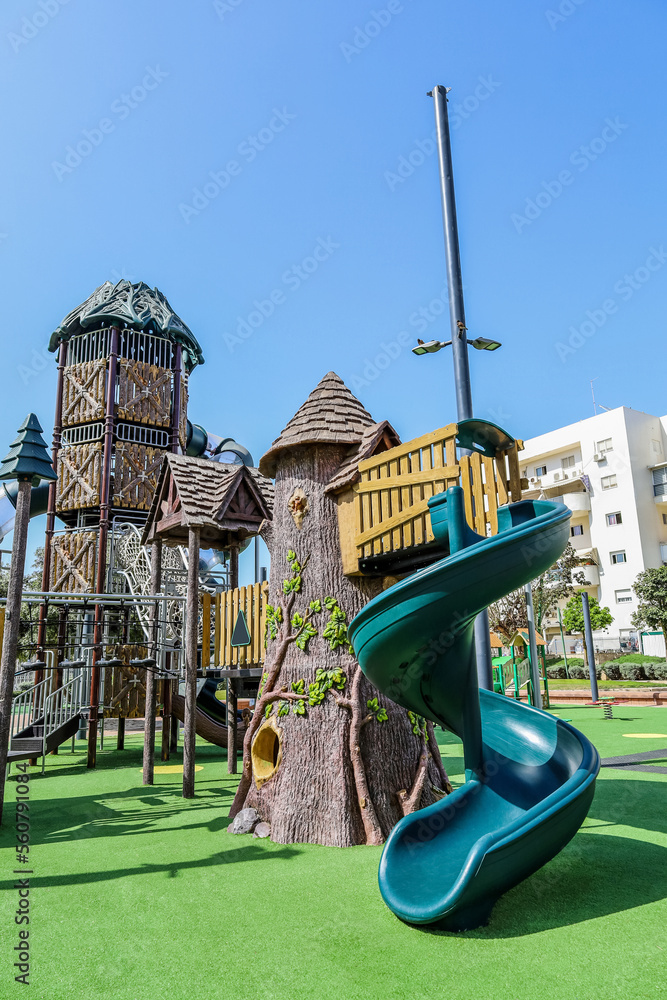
<box><xmin>613</xmin><ymin>653</ymin><xmax>663</xmax><ymax>665</ymax></box>
<box><xmin>619</xmin><ymin>663</ymin><xmax>647</xmax><ymax>681</ymax></box>
<box><xmin>547</xmin><ymin>666</ymin><xmax>567</xmax><ymax>679</ymax></box>
<box><xmin>568</xmin><ymin>664</ymin><xmax>589</xmax><ymax>680</ymax></box>
<box><xmin>646</xmin><ymin>660</ymin><xmax>667</xmax><ymax>680</ymax></box>
<box><xmin>602</xmin><ymin>663</ymin><xmax>622</xmax><ymax>681</ymax></box>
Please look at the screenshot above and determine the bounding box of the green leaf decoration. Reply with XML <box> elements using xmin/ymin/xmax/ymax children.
<box><xmin>278</xmin><ymin>700</ymin><xmax>290</xmax><ymax>717</ymax></box>
<box><xmin>291</xmin><ymin>679</ymin><xmax>305</xmax><ymax>694</ymax></box>
<box><xmin>264</xmin><ymin>605</ymin><xmax>283</xmax><ymax>645</ymax></box>
<box><xmin>376</xmin><ymin>708</ymin><xmax>388</xmax><ymax>723</ymax></box>
<box><xmin>309</xmin><ymin>599</ymin><xmax>322</xmax><ymax>613</ymax></box>
<box><xmin>293</xmin><ymin>700</ymin><xmax>306</xmax><ymax>717</ymax></box>
<box><xmin>367</xmin><ymin>697</ymin><xmax>379</xmax><ymax>711</ymax></box>
<box><xmin>295</xmin><ymin>621</ymin><xmax>317</xmax><ymax>652</ymax></box>
<box><xmin>291</xmin><ymin>612</ymin><xmax>304</xmax><ymax>629</ymax></box>
<box><xmin>264</xmin><ymin>703</ymin><xmax>273</xmax><ymax>719</ymax></box>
<box><xmin>287</xmin><ymin>550</ymin><xmax>296</xmax><ymax>562</ymax></box>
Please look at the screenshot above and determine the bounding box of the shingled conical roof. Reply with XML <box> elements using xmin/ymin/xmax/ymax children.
<box><xmin>259</xmin><ymin>372</ymin><xmax>376</xmax><ymax>476</ymax></box>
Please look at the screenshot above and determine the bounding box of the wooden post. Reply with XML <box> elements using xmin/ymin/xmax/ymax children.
<box><xmin>36</xmin><ymin>340</ymin><xmax>67</xmax><ymax>679</ymax></box>
<box><xmin>227</xmin><ymin>675</ymin><xmax>238</xmax><ymax>775</ymax></box>
<box><xmin>229</xmin><ymin>545</ymin><xmax>239</xmax><ymax>590</ymax></box>
<box><xmin>183</xmin><ymin>526</ymin><xmax>200</xmax><ymax>798</ymax></box>
<box><xmin>116</xmin><ymin>716</ymin><xmax>125</xmax><ymax>750</ymax></box>
<box><xmin>142</xmin><ymin>539</ymin><xmax>162</xmax><ymax>784</ymax></box>
<box><xmin>171</xmin><ymin>344</ymin><xmax>182</xmax><ymax>454</ymax></box>
<box><xmin>170</xmin><ymin>698</ymin><xmax>179</xmax><ymax>751</ymax></box>
<box><xmin>161</xmin><ymin>675</ymin><xmax>172</xmax><ymax>762</ymax></box>
<box><xmin>88</xmin><ymin>326</ymin><xmax>119</xmax><ymax>768</ymax></box>
<box><xmin>0</xmin><ymin>478</ymin><xmax>32</xmax><ymax>824</ymax></box>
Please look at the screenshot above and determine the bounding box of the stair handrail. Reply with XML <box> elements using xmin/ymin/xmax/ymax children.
<box><xmin>11</xmin><ymin>672</ymin><xmax>54</xmax><ymax>738</ymax></box>
<box><xmin>41</xmin><ymin>671</ymin><xmax>86</xmax><ymax>772</ymax></box>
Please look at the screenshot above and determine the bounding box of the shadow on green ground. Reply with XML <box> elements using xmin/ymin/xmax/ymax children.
<box><xmin>421</xmin><ymin>776</ymin><xmax>667</xmax><ymax>937</ymax></box>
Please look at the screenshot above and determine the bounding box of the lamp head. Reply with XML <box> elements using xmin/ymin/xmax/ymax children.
<box><xmin>469</xmin><ymin>337</ymin><xmax>502</xmax><ymax>352</ymax></box>
<box><xmin>411</xmin><ymin>339</ymin><xmax>447</xmax><ymax>356</ymax></box>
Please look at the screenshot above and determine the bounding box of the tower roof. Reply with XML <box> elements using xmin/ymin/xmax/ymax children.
<box><xmin>49</xmin><ymin>280</ymin><xmax>204</xmax><ymax>369</ymax></box>
<box><xmin>0</xmin><ymin>413</ymin><xmax>56</xmax><ymax>484</ymax></box>
<box><xmin>259</xmin><ymin>372</ymin><xmax>376</xmax><ymax>477</ymax></box>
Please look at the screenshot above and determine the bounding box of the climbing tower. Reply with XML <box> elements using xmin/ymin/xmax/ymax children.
<box><xmin>43</xmin><ymin>280</ymin><xmax>204</xmax><ymax>595</ymax></box>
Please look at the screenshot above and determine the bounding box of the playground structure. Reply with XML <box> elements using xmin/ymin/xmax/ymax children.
<box><xmin>0</xmin><ymin>307</ymin><xmax>601</xmax><ymax>928</ymax></box>
<box><xmin>491</xmin><ymin>628</ymin><xmax>551</xmax><ymax>708</ymax></box>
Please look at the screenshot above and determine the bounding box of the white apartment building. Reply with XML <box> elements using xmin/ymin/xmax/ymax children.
<box><xmin>520</xmin><ymin>407</ymin><xmax>667</xmax><ymax>651</ymax></box>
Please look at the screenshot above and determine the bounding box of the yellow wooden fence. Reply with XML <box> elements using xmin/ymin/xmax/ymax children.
<box><xmin>202</xmin><ymin>581</ymin><xmax>269</xmax><ymax>669</ymax></box>
<box><xmin>338</xmin><ymin>425</ymin><xmax>525</xmax><ymax>574</ymax></box>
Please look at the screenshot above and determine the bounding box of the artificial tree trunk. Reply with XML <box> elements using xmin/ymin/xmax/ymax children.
<box><xmin>229</xmin><ymin>445</ymin><xmax>449</xmax><ymax>847</ymax></box>
<box><xmin>0</xmin><ymin>479</ymin><xmax>32</xmax><ymax>824</ymax></box>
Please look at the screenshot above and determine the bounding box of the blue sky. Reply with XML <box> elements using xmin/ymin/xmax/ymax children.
<box><xmin>1</xmin><ymin>0</ymin><xmax>665</xmax><ymax>578</ymax></box>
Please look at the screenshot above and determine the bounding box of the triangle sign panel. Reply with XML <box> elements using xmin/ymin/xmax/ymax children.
<box><xmin>231</xmin><ymin>610</ymin><xmax>252</xmax><ymax>648</ymax></box>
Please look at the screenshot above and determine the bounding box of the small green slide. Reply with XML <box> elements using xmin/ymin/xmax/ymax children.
<box><xmin>348</xmin><ymin>486</ymin><xmax>600</xmax><ymax>931</ymax></box>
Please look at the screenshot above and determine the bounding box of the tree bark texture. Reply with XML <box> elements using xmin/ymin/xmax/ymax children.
<box><xmin>237</xmin><ymin>445</ymin><xmax>446</xmax><ymax>847</ymax></box>
<box><xmin>0</xmin><ymin>479</ymin><xmax>32</xmax><ymax>824</ymax></box>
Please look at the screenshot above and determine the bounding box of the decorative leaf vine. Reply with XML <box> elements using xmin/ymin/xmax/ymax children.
<box><xmin>368</xmin><ymin>697</ymin><xmax>389</xmax><ymax>723</ymax></box>
<box><xmin>309</xmin><ymin>667</ymin><xmax>347</xmax><ymax>706</ymax></box>
<box><xmin>264</xmin><ymin>605</ymin><xmax>283</xmax><ymax>646</ymax></box>
<box><xmin>322</xmin><ymin>597</ymin><xmax>353</xmax><ymax>653</ymax></box>
<box><xmin>407</xmin><ymin>710</ymin><xmax>426</xmax><ymax>737</ymax></box>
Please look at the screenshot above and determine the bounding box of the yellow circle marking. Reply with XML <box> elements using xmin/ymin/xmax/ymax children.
<box><xmin>622</xmin><ymin>734</ymin><xmax>667</xmax><ymax>739</ymax></box>
<box><xmin>139</xmin><ymin>765</ymin><xmax>204</xmax><ymax>774</ymax></box>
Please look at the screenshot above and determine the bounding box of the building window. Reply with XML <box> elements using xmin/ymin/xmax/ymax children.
<box><xmin>663</xmin><ymin>513</ymin><xmax>667</xmax><ymax>525</ymax></box>
<box><xmin>610</xmin><ymin>550</ymin><xmax>626</xmax><ymax>565</ymax></box>
<box><xmin>606</xmin><ymin>512</ymin><xmax>622</xmax><ymax>526</ymax></box>
<box><xmin>561</xmin><ymin>455</ymin><xmax>576</xmax><ymax>469</ymax></box>
<box><xmin>596</xmin><ymin>438</ymin><xmax>613</xmax><ymax>455</ymax></box>
<box><xmin>652</xmin><ymin>467</ymin><xmax>667</xmax><ymax>498</ymax></box>
<box><xmin>570</xmin><ymin>525</ymin><xmax>584</xmax><ymax>536</ymax></box>
<box><xmin>535</xmin><ymin>465</ymin><xmax>547</xmax><ymax>477</ymax></box>
<box><xmin>601</xmin><ymin>475</ymin><xmax>617</xmax><ymax>490</ymax></box>
<box><xmin>615</xmin><ymin>589</ymin><xmax>632</xmax><ymax>603</ymax></box>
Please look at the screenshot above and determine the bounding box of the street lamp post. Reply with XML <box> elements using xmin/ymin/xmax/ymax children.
<box><xmin>423</xmin><ymin>84</ymin><xmax>496</xmax><ymax>691</ymax></box>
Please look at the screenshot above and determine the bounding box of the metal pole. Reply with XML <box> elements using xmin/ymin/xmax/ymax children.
<box><xmin>524</xmin><ymin>583</ymin><xmax>542</xmax><ymax>710</ymax></box>
<box><xmin>581</xmin><ymin>591</ymin><xmax>598</xmax><ymax>702</ymax></box>
<box><xmin>254</xmin><ymin>536</ymin><xmax>260</xmax><ymax>584</ymax></box>
<box><xmin>431</xmin><ymin>83</ymin><xmax>493</xmax><ymax>691</ymax></box>
<box><xmin>431</xmin><ymin>84</ymin><xmax>473</xmax><ymax>420</ymax></box>
<box><xmin>88</xmin><ymin>325</ymin><xmax>120</xmax><ymax>768</ymax></box>
<box><xmin>558</xmin><ymin>606</ymin><xmax>569</xmax><ymax>678</ymax></box>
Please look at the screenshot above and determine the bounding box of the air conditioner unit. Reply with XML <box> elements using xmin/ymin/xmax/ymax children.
<box><xmin>554</xmin><ymin>473</ymin><xmax>562</xmax><ymax>482</ymax></box>
<box><xmin>530</xmin><ymin>477</ymin><xmax>538</xmax><ymax>483</ymax></box>
<box><xmin>593</xmin><ymin>453</ymin><xmax>603</xmax><ymax>462</ymax></box>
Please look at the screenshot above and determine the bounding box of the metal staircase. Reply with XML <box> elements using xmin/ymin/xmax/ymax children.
<box><xmin>9</xmin><ymin>665</ymin><xmax>87</xmax><ymax>769</ymax></box>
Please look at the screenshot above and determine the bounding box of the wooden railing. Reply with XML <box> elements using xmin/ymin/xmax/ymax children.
<box><xmin>338</xmin><ymin>424</ymin><xmax>525</xmax><ymax>575</ymax></box>
<box><xmin>202</xmin><ymin>581</ymin><xmax>269</xmax><ymax>670</ymax></box>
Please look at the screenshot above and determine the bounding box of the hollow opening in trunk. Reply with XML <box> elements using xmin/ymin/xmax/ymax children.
<box><xmin>251</xmin><ymin>718</ymin><xmax>282</xmax><ymax>788</ymax></box>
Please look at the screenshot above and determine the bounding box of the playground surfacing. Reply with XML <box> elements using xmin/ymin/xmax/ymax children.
<box><xmin>1</xmin><ymin>708</ymin><xmax>665</xmax><ymax>1000</ymax></box>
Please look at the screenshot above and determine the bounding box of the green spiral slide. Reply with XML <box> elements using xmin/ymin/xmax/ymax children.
<box><xmin>348</xmin><ymin>485</ymin><xmax>600</xmax><ymax>931</ymax></box>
